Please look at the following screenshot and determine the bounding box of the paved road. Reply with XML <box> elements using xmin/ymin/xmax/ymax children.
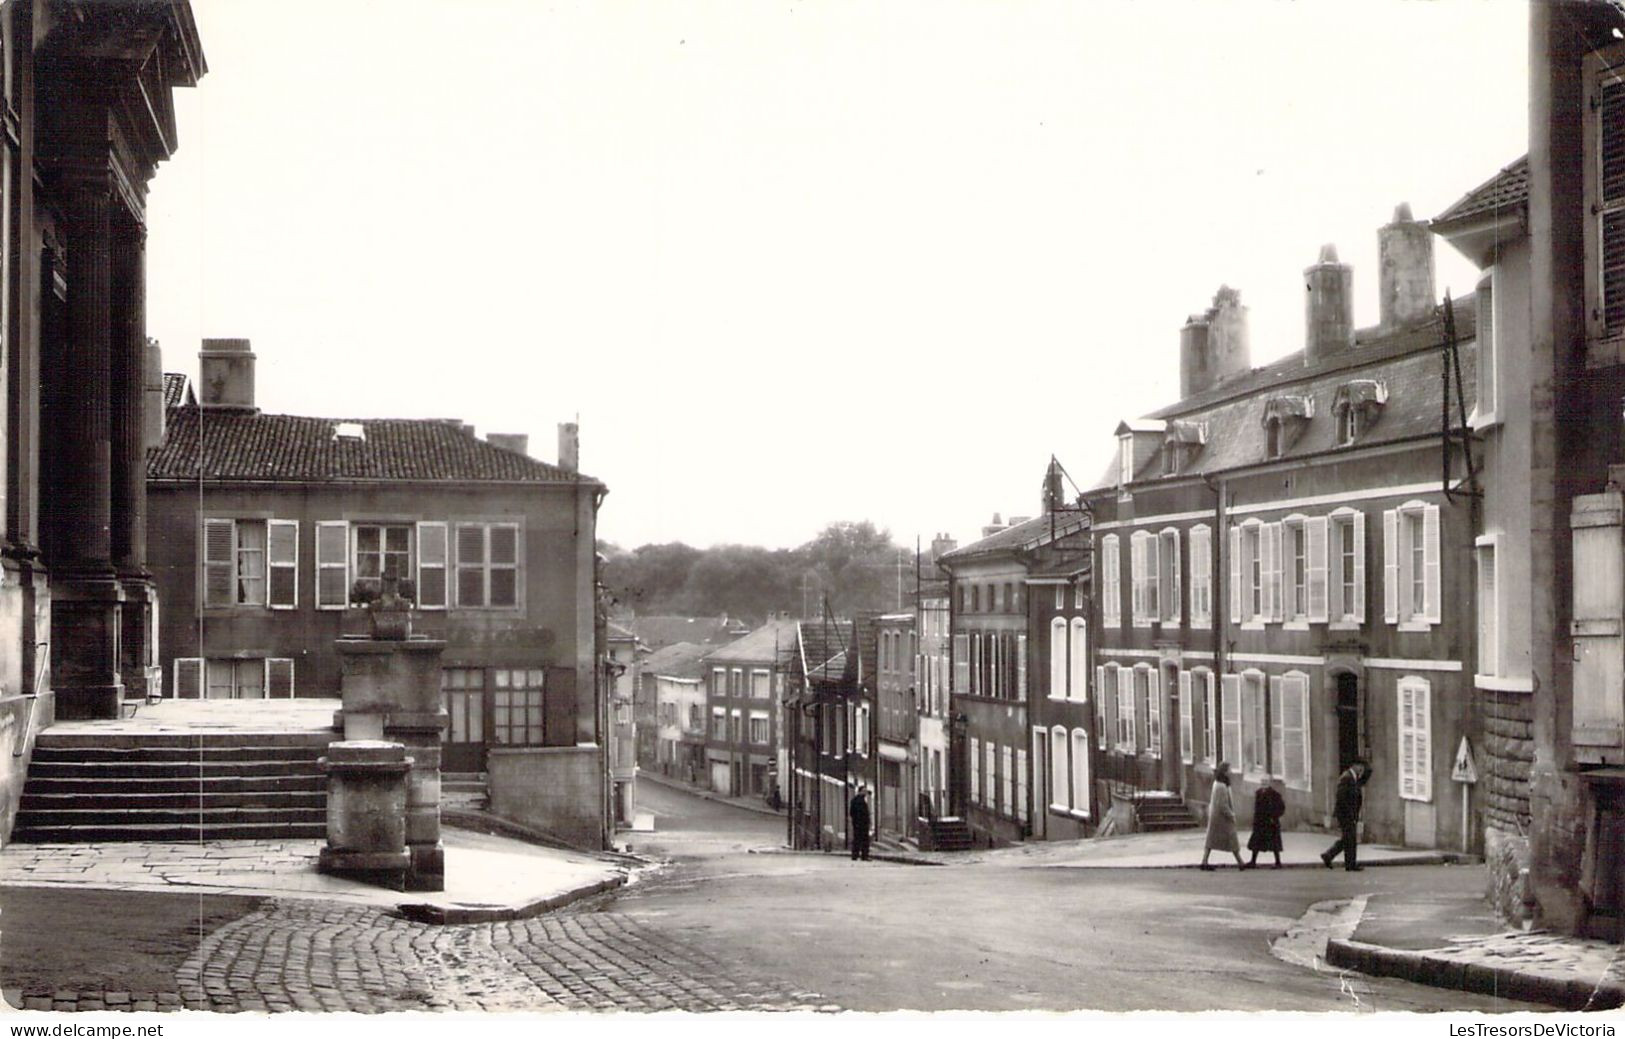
<box><xmin>1</xmin><ymin>783</ymin><xmax>1543</xmax><ymax>1013</ymax></box>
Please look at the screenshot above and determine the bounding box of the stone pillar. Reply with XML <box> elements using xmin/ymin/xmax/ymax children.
<box><xmin>318</xmin><ymin>741</ymin><xmax>412</xmax><ymax>891</ymax></box>
<box><xmin>49</xmin><ymin>166</ymin><xmax>123</xmax><ymax>720</ymax></box>
<box><xmin>335</xmin><ymin>637</ymin><xmax>447</xmax><ymax>891</ymax></box>
<box><xmin>111</xmin><ymin>211</ymin><xmax>153</xmax><ymax>699</ymax></box>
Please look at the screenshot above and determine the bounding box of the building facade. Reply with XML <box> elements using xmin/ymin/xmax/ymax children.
<box><xmin>645</xmin><ymin>641</ymin><xmax>708</xmax><ymax>784</ymax></box>
<box><xmin>874</xmin><ymin>612</ymin><xmax>915</xmax><ymax>838</ymax></box>
<box><xmin>914</xmin><ymin>546</ymin><xmax>953</xmax><ymax>824</ymax></box>
<box><xmin>700</xmin><ymin>618</ymin><xmax>795</xmax><ymax>799</ymax></box>
<box><xmin>1084</xmin><ymin>215</ymin><xmax>1479</xmax><ymax>853</ymax></box>
<box><xmin>785</xmin><ymin>618</ymin><xmax>870</xmax><ymax>850</ymax></box>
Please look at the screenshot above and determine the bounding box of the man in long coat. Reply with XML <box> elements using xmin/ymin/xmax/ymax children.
<box><xmin>849</xmin><ymin>786</ymin><xmax>872</xmax><ymax>861</ymax></box>
<box><xmin>1321</xmin><ymin>760</ymin><xmax>1369</xmax><ymax>871</ymax></box>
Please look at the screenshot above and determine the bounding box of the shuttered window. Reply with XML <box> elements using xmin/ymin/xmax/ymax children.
<box><xmin>1221</xmin><ymin>674</ymin><xmax>1241</xmax><ymax>768</ymax></box>
<box><xmin>1477</xmin><ymin>538</ymin><xmax>1500</xmax><ymax>677</ymax></box>
<box><xmin>1159</xmin><ymin>528</ymin><xmax>1181</xmax><ymax>625</ymax></box>
<box><xmin>174</xmin><ymin>657</ymin><xmax>203</xmax><ymax>699</ymax></box>
<box><xmin>1001</xmin><ymin>745</ymin><xmax>1014</xmax><ymax>817</ymax></box>
<box><xmin>1178</xmin><ymin>670</ymin><xmax>1194</xmax><ymax>765</ymax></box>
<box><xmin>1016</xmin><ymin>748</ymin><xmax>1028</xmax><ymax>822</ymax></box>
<box><xmin>969</xmin><ymin>737</ymin><xmax>981</xmax><ymax>805</ymax></box>
<box><xmin>416</xmin><ymin>522</ymin><xmax>448</xmax><ymax>609</ymax></box>
<box><xmin>1199</xmin><ymin>670</ymin><xmax>1217</xmax><ymax>765</ymax></box>
<box><xmin>1329</xmin><ymin>510</ymin><xmax>1367</xmax><ymax>623</ymax></box>
<box><xmin>1386</xmin><ymin>502</ymin><xmax>1442</xmax><ymax>625</ymax></box>
<box><xmin>1050</xmin><ymin>727</ymin><xmax>1069</xmax><ymax>810</ymax></box>
<box><xmin>1117</xmin><ymin>666</ymin><xmax>1136</xmax><ymax>752</ymax></box>
<box><xmin>267</xmin><ymin>520</ymin><xmax>298</xmax><ymax>609</ymax></box>
<box><xmin>1398</xmin><ymin>676</ymin><xmax>1432</xmax><ymax>802</ymax></box>
<box><xmin>203</xmin><ymin>518</ymin><xmax>234</xmax><ymax>607</ymax></box>
<box><xmin>1068</xmin><ymin>619</ymin><xmax>1087</xmax><ymax>703</ymax></box>
<box><xmin>1101</xmin><ymin>535</ymin><xmax>1121</xmax><ymax>626</ymax></box>
<box><xmin>1281</xmin><ymin>672</ymin><xmax>1311</xmax><ymax>791</ymax></box>
<box><xmin>953</xmin><ymin>634</ymin><xmax>969</xmax><ymax>693</ymax></box>
<box><xmin>1140</xmin><ymin>665</ymin><xmax>1161</xmax><ymax>757</ymax></box>
<box><xmin>1307</xmin><ymin>515</ymin><xmax>1330</xmax><ymax>623</ymax></box>
<box><xmin>1189</xmin><ymin>524</ymin><xmax>1212</xmax><ymax>627</ymax></box>
<box><xmin>985</xmin><ymin>741</ymin><xmax>997</xmax><ymax>811</ymax></box>
<box><xmin>1587</xmin><ymin>45</ymin><xmax>1625</xmax><ymax>341</ymax></box>
<box><xmin>1071</xmin><ymin>728</ymin><xmax>1089</xmax><ymax>815</ymax></box>
<box><xmin>1095</xmin><ymin>666</ymin><xmax>1109</xmax><ymax>750</ymax></box>
<box><xmin>1049</xmin><ymin>618</ymin><xmax>1066</xmax><ymax>700</ymax></box>
<box><xmin>1130</xmin><ymin>531</ymin><xmax>1147</xmax><ymax>625</ymax></box>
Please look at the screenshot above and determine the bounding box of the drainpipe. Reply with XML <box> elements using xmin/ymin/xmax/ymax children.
<box><xmin>1203</xmin><ymin>471</ymin><xmax>1228</xmax><ymax>722</ymax></box>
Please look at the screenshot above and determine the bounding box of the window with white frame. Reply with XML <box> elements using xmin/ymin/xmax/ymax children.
<box><xmin>748</xmin><ymin>711</ymin><xmax>769</xmax><ymax>745</ymax></box>
<box><xmin>1016</xmin><ymin>748</ymin><xmax>1028</xmax><ymax>822</ymax></box>
<box><xmin>1477</xmin><ymin>536</ymin><xmax>1501</xmax><ymax>677</ymax></box>
<box><xmin>1116</xmin><ymin>666</ymin><xmax>1136</xmax><ymax>752</ymax></box>
<box><xmin>353</xmin><ymin>523</ymin><xmax>412</xmax><ymax>600</ymax></box>
<box><xmin>1231</xmin><ymin>521</ymin><xmax>1266</xmax><ymax>623</ymax></box>
<box><xmin>752</xmin><ymin>669</ymin><xmax>771</xmax><ymax>699</ymax></box>
<box><xmin>1178</xmin><ymin>670</ymin><xmax>1194</xmax><ymax>765</ymax></box>
<box><xmin>1383</xmin><ymin>501</ymin><xmax>1441</xmax><ymax>627</ymax></box>
<box><xmin>455</xmin><ymin>522</ymin><xmax>520</xmax><ymax>608</ymax></box>
<box><xmin>1329</xmin><ymin>509</ymin><xmax>1366</xmax><ymax>624</ymax></box>
<box><xmin>1189</xmin><ymin>524</ymin><xmax>1212</xmax><ymax>627</ymax></box>
<box><xmin>203</xmin><ymin>519</ymin><xmax>298</xmax><ymax>608</ymax></box>
<box><xmin>986</xmin><ymin>741</ymin><xmax>998</xmax><ymax>811</ymax></box>
<box><xmin>1001</xmin><ymin>745</ymin><xmax>1014</xmax><ymax>816</ymax></box>
<box><xmin>1240</xmin><ymin>670</ymin><xmax>1268</xmax><ymax>776</ymax></box>
<box><xmin>1139</xmin><ymin>665</ymin><xmax>1160</xmax><ymax>756</ymax></box>
<box><xmin>1054</xmin><ymin>586</ymin><xmax>1064</xmax><ymax>611</ymax></box>
<box><xmin>711</xmin><ymin>668</ymin><xmax>726</xmax><ymax>697</ymax></box>
<box><xmin>1158</xmin><ymin>528</ymin><xmax>1181</xmax><ymax>625</ymax></box>
<box><xmin>1118</xmin><ymin>435</ymin><xmax>1134</xmax><ymax>486</ymax></box>
<box><xmin>1130</xmin><ymin>530</ymin><xmax>1160</xmax><ymax>626</ymax></box>
<box><xmin>1397</xmin><ymin>676</ymin><xmax>1433</xmax><ymax>802</ymax></box>
<box><xmin>1095</xmin><ymin>665</ymin><xmax>1112</xmax><ymax>751</ymax></box>
<box><xmin>1197</xmin><ymin>669</ymin><xmax>1217</xmax><ymax>765</ymax></box>
<box><xmin>1221</xmin><ymin>674</ymin><xmax>1242</xmax><ymax>769</ymax></box>
<box><xmin>1283</xmin><ymin>516</ymin><xmax>1309</xmax><ymax>623</ymax></box>
<box><xmin>1049</xmin><ymin>617</ymin><xmax>1067</xmax><ymax>700</ymax></box>
<box><xmin>1068</xmin><ymin>619</ymin><xmax>1087</xmax><ymax>703</ymax></box>
<box><xmin>969</xmin><ymin>736</ymin><xmax>981</xmax><ymax>804</ymax></box>
<box><xmin>1073</xmin><ymin>583</ymin><xmax>1084</xmax><ymax>610</ymax></box>
<box><xmin>1101</xmin><ymin>535</ymin><xmax>1121</xmax><ymax>626</ymax></box>
<box><xmin>203</xmin><ymin>658</ymin><xmax>294</xmax><ymax>700</ymax></box>
<box><xmin>1269</xmin><ymin>671</ymin><xmax>1312</xmax><ymax>791</ymax></box>
<box><xmin>711</xmin><ymin>706</ymin><xmax>726</xmax><ymax>740</ymax></box>
<box><xmin>1050</xmin><ymin>726</ymin><xmax>1069</xmax><ymax>810</ymax></box>
<box><xmin>1070</xmin><ymin>728</ymin><xmax>1089</xmax><ymax>813</ymax></box>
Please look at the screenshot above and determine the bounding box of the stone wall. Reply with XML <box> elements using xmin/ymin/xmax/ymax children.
<box><xmin>487</xmin><ymin>745</ymin><xmax>603</xmax><ymax>849</ymax></box>
<box><xmin>1482</xmin><ymin>688</ymin><xmax>1533</xmax><ymax>830</ymax></box>
<box><xmin>0</xmin><ymin>691</ymin><xmax>53</xmax><ymax>847</ymax></box>
<box><xmin>1484</xmin><ymin>825</ymin><xmax>1532</xmax><ymax>925</ymax></box>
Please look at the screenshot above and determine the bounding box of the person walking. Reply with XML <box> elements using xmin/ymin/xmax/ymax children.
<box><xmin>1247</xmin><ymin>775</ymin><xmax>1286</xmax><ymax>869</ymax></box>
<box><xmin>1200</xmin><ymin>762</ymin><xmax>1247</xmax><ymax>871</ymax></box>
<box><xmin>1321</xmin><ymin>760</ymin><xmax>1369</xmax><ymax>871</ymax></box>
<box><xmin>849</xmin><ymin>786</ymin><xmax>872</xmax><ymax>861</ymax></box>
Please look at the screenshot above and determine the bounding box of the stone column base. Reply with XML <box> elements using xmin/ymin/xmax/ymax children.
<box><xmin>50</xmin><ymin>575</ymin><xmax>125</xmax><ymax>720</ymax></box>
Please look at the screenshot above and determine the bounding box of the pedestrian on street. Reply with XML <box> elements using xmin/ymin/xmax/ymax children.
<box><xmin>1321</xmin><ymin>760</ymin><xmax>1370</xmax><ymax>871</ymax></box>
<box><xmin>1200</xmin><ymin>762</ymin><xmax>1247</xmax><ymax>871</ymax></box>
<box><xmin>849</xmin><ymin>786</ymin><xmax>872</xmax><ymax>861</ymax></box>
<box><xmin>1247</xmin><ymin>775</ymin><xmax>1286</xmax><ymax>869</ymax></box>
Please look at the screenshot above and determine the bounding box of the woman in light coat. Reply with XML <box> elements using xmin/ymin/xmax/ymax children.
<box><xmin>1200</xmin><ymin>762</ymin><xmax>1248</xmax><ymax>871</ymax></box>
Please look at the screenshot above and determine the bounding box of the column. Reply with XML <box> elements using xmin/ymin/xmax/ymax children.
<box><xmin>111</xmin><ymin>209</ymin><xmax>154</xmax><ymax>699</ymax></box>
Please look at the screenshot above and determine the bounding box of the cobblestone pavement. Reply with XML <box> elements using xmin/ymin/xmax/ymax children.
<box><xmin>13</xmin><ymin>898</ymin><xmax>834</xmax><ymax>1013</ymax></box>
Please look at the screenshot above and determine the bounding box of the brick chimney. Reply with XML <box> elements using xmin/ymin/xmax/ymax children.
<box><xmin>1179</xmin><ymin>286</ymin><xmax>1251</xmax><ymax>398</ymax></box>
<box><xmin>198</xmin><ymin>338</ymin><xmax>255</xmax><ymax>412</ymax></box>
<box><xmin>1304</xmin><ymin>243</ymin><xmax>1355</xmax><ymax>364</ymax></box>
<box><xmin>487</xmin><ymin>433</ymin><xmax>529</xmax><ymax>456</ymax></box>
<box><xmin>1378</xmin><ymin>203</ymin><xmax>1436</xmax><ymax>330</ymax></box>
<box><xmin>558</xmin><ymin>422</ymin><xmax>579</xmax><ymax>472</ymax></box>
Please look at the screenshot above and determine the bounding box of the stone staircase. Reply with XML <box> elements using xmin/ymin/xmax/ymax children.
<box><xmin>920</xmin><ymin>815</ymin><xmax>974</xmax><ymax>852</ymax></box>
<box><xmin>441</xmin><ymin>772</ymin><xmax>488</xmax><ymax>811</ymax></box>
<box><xmin>1134</xmin><ymin>791</ymin><xmax>1198</xmax><ymax>833</ymax></box>
<box><xmin>11</xmin><ymin>731</ymin><xmax>330</xmax><ymax>842</ymax></box>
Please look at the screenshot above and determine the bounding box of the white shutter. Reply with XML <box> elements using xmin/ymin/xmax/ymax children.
<box><xmin>953</xmin><ymin>634</ymin><xmax>969</xmax><ymax>694</ymax></box>
<box><xmin>416</xmin><ymin>521</ymin><xmax>448</xmax><ymax>610</ymax></box>
<box><xmin>1399</xmin><ymin>682</ymin><xmax>1417</xmax><ymax>799</ymax></box>
<box><xmin>970</xmin><ymin>737</ymin><xmax>981</xmax><ymax>803</ymax></box>
<box><xmin>1145</xmin><ymin>533</ymin><xmax>1160</xmax><ymax>621</ymax></box>
<box><xmin>1353</xmin><ymin>511</ymin><xmax>1368</xmax><ymax>622</ymax></box>
<box><xmin>266</xmin><ymin>658</ymin><xmax>295</xmax><ymax>699</ymax></box>
<box><xmin>1283</xmin><ymin>674</ymin><xmax>1310</xmax><ymax>791</ymax></box>
<box><xmin>1267</xmin><ymin>522</ymin><xmax>1285</xmax><ymax>622</ymax></box>
<box><xmin>1130</xmin><ymin>533</ymin><xmax>1146</xmax><ymax>623</ymax></box>
<box><xmin>1069</xmin><ymin>620</ymin><xmax>1087</xmax><ymax>703</ymax></box>
<box><xmin>1016</xmin><ymin>633</ymin><xmax>1027</xmax><ymax>699</ymax></box>
<box><xmin>1383</xmin><ymin>509</ymin><xmax>1400</xmax><ymax>624</ymax></box>
<box><xmin>1050</xmin><ymin>618</ymin><xmax>1066</xmax><ymax>699</ymax></box>
<box><xmin>1307</xmin><ymin>516</ymin><xmax>1329</xmax><ymax>622</ymax></box>
<box><xmin>1229</xmin><ymin>526</ymin><xmax>1242</xmax><ymax>622</ymax></box>
<box><xmin>203</xmin><ymin>518</ymin><xmax>234</xmax><ymax>607</ymax></box>
<box><xmin>316</xmin><ymin>521</ymin><xmax>350</xmax><ymax>610</ymax></box>
<box><xmin>267</xmin><ymin>519</ymin><xmax>299</xmax><ymax>609</ymax></box>
<box><xmin>1414</xmin><ymin>681</ymin><xmax>1432</xmax><ymax>801</ymax></box>
<box><xmin>1071</xmin><ymin>729</ymin><xmax>1089</xmax><ymax>814</ymax></box>
<box><xmin>1269</xmin><ymin>674</ymin><xmax>1284</xmax><ymax>779</ymax></box>
<box><xmin>1168</xmin><ymin>531</ymin><xmax>1182</xmax><ymax>623</ymax></box>
<box><xmin>1423</xmin><ymin>504</ymin><xmax>1442</xmax><ymax>623</ymax></box>
<box><xmin>1146</xmin><ymin>670</ymin><xmax>1162</xmax><ymax>756</ymax></box>
<box><xmin>1221</xmin><ymin>674</ymin><xmax>1241</xmax><ymax>767</ymax></box>
<box><xmin>1096</xmin><ymin>666</ymin><xmax>1108</xmax><ymax>749</ymax></box>
<box><xmin>1051</xmin><ymin>728</ymin><xmax>1068</xmax><ymax>810</ymax></box>
<box><xmin>1119</xmin><ymin>672</ymin><xmax>1136</xmax><ymax>751</ymax></box>
<box><xmin>1178</xmin><ymin>670</ymin><xmax>1194</xmax><ymax>765</ymax></box>
<box><xmin>174</xmin><ymin>657</ymin><xmax>203</xmax><ymax>699</ymax></box>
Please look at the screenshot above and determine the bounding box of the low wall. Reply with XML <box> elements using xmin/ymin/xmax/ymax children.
<box><xmin>1485</xmin><ymin>824</ymin><xmax>1532</xmax><ymax>927</ymax></box>
<box><xmin>0</xmin><ymin>691</ymin><xmax>53</xmax><ymax>847</ymax></box>
<box><xmin>487</xmin><ymin>744</ymin><xmax>603</xmax><ymax>850</ymax></box>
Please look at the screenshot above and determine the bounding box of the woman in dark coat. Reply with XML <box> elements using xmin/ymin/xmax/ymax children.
<box><xmin>1247</xmin><ymin>775</ymin><xmax>1286</xmax><ymax>869</ymax></box>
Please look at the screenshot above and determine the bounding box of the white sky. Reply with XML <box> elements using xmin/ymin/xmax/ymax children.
<box><xmin>145</xmin><ymin>0</ymin><xmax>1529</xmax><ymax>551</ymax></box>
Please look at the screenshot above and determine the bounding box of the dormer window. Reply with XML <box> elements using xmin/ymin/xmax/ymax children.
<box><xmin>1118</xmin><ymin>435</ymin><xmax>1134</xmax><ymax>487</ymax></box>
<box><xmin>1162</xmin><ymin>420</ymin><xmax>1206</xmax><ymax>476</ymax></box>
<box><xmin>1262</xmin><ymin>396</ymin><xmax>1313</xmax><ymax>459</ymax></box>
<box><xmin>1332</xmin><ymin>380</ymin><xmax>1387</xmax><ymax>447</ymax></box>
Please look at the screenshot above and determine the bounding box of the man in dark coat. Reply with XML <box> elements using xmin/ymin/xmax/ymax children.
<box><xmin>1321</xmin><ymin>760</ymin><xmax>1369</xmax><ymax>871</ymax></box>
<box><xmin>849</xmin><ymin>786</ymin><xmax>872</xmax><ymax>861</ymax></box>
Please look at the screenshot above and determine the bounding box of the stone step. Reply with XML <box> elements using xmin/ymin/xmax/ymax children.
<box><xmin>29</xmin><ymin>744</ymin><xmax>329</xmax><ymax>764</ymax></box>
<box><xmin>23</xmin><ymin>774</ymin><xmax>325</xmax><ymax>796</ymax></box>
<box><xmin>9</xmin><ymin>821</ymin><xmax>330</xmax><ymax>843</ymax></box>
<box><xmin>13</xmin><ymin>805</ymin><xmax>327</xmax><ymax>828</ymax></box>
<box><xmin>26</xmin><ymin>760</ymin><xmax>327</xmax><ymax>780</ymax></box>
<box><xmin>34</xmin><ymin>731</ymin><xmax>333</xmax><ymax>751</ymax></box>
<box><xmin>19</xmin><ymin>789</ymin><xmax>325</xmax><ymax>811</ymax></box>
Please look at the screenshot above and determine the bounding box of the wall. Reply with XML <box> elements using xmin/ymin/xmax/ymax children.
<box><xmin>487</xmin><ymin>745</ymin><xmax>603</xmax><ymax>849</ymax></box>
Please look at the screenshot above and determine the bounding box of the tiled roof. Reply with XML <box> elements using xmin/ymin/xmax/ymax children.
<box><xmin>628</xmin><ymin>615</ymin><xmax>753</xmax><ymax>651</ymax></box>
<box><xmin>162</xmin><ymin>373</ymin><xmax>193</xmax><ymax>409</ymax></box>
<box><xmin>641</xmin><ymin>641</ymin><xmax>710</xmax><ymax>681</ymax></box>
<box><xmin>1088</xmin><ymin>302</ymin><xmax>1478</xmax><ymax>492</ymax></box>
<box><xmin>939</xmin><ymin>512</ymin><xmax>1090</xmax><ymax>565</ymax></box>
<box><xmin>150</xmin><ymin>405</ymin><xmax>596</xmax><ymax>485</ymax></box>
<box><xmin>1433</xmin><ymin>156</ymin><xmax>1529</xmax><ymax>228</ymax></box>
<box><xmin>704</xmin><ymin>619</ymin><xmax>799</xmax><ymax>665</ymax></box>
<box><xmin>797</xmin><ymin>619</ymin><xmax>856</xmax><ymax>685</ymax></box>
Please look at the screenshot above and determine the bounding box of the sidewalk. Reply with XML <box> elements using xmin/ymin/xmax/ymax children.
<box><xmin>638</xmin><ymin>768</ymin><xmax>786</xmax><ymax>818</ymax></box>
<box><xmin>0</xmin><ymin>827</ymin><xmax>630</xmax><ymax>925</ymax></box>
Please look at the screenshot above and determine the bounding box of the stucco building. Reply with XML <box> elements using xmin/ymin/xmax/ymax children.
<box><xmin>700</xmin><ymin>617</ymin><xmax>795</xmax><ymax>799</ymax></box>
<box><xmin>645</xmin><ymin>641</ymin><xmax>708</xmax><ymax>783</ymax></box>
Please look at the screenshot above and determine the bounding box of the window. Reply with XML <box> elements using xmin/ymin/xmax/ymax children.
<box><xmin>1284</xmin><ymin>517</ymin><xmax>1308</xmax><ymax>622</ymax></box>
<box><xmin>1116</xmin><ymin>666</ymin><xmax>1136</xmax><ymax>752</ymax></box>
<box><xmin>993</xmin><ymin>584</ymin><xmax>1004</xmax><ymax>614</ymax></box>
<box><xmin>1240</xmin><ymin>671</ymin><xmax>1267</xmax><ymax>777</ymax></box>
<box><xmin>1330</xmin><ymin>509</ymin><xmax>1367</xmax><ymax>624</ymax></box>
<box><xmin>174</xmin><ymin>658</ymin><xmax>203</xmax><ymax>698</ymax></box>
<box><xmin>1139</xmin><ymin>665</ymin><xmax>1160</xmax><ymax>756</ymax></box>
<box><xmin>1265</xmin><ymin>417</ymin><xmax>1283</xmax><ymax>459</ymax></box>
<box><xmin>731</xmin><ymin>668</ymin><xmax>744</xmax><ymax>697</ymax></box>
<box><xmin>1189</xmin><ymin>525</ymin><xmax>1212</xmax><ymax>627</ymax></box>
<box><xmin>1068</xmin><ymin>618</ymin><xmax>1087</xmax><ymax>704</ymax></box>
<box><xmin>711</xmin><ymin>707</ymin><xmax>726</xmax><ymax>741</ymax></box>
<box><xmin>1221</xmin><ymin>674</ymin><xmax>1242</xmax><ymax>769</ymax></box>
<box><xmin>204</xmin><ymin>519</ymin><xmax>294</xmax><ymax>608</ymax></box>
<box><xmin>1336</xmin><ymin>403</ymin><xmax>1361</xmax><ymax>446</ymax></box>
<box><xmin>689</xmin><ymin>704</ymin><xmax>701</xmax><ymax>731</ymax></box>
<box><xmin>1477</xmin><ymin>537</ymin><xmax>1500</xmax><ymax>677</ymax></box>
<box><xmin>1073</xmin><ymin>583</ymin><xmax>1085</xmax><ymax>610</ymax></box>
<box><xmin>1016</xmin><ymin>748</ymin><xmax>1028</xmax><ymax>823</ymax></box>
<box><xmin>353</xmin><ymin>523</ymin><xmax>412</xmax><ymax>600</ymax></box>
<box><xmin>729</xmin><ymin>709</ymin><xmax>742</xmax><ymax>743</ymax></box>
<box><xmin>205</xmin><ymin>658</ymin><xmax>265</xmax><ymax>699</ymax></box>
<box><xmin>1397</xmin><ymin>676</ymin><xmax>1433</xmax><ymax>802</ymax></box>
<box><xmin>1127</xmin><ymin>666</ymin><xmax>1149</xmax><ymax>753</ymax></box>
<box><xmin>1054</xmin><ymin>586</ymin><xmax>1065</xmax><ymax>611</ymax></box>
<box><xmin>1101</xmin><ymin>535</ymin><xmax>1121</xmax><ymax>626</ymax></box>
<box><xmin>1071</xmin><ymin>728</ymin><xmax>1089</xmax><ymax>814</ymax></box>
<box><xmin>1118</xmin><ymin>434</ymin><xmax>1134</xmax><ymax>486</ymax></box>
<box><xmin>953</xmin><ymin>634</ymin><xmax>969</xmax><ymax>693</ymax></box>
<box><xmin>972</xmin><ymin>585</ymin><xmax>980</xmax><ymax>613</ymax></box>
<box><xmin>1584</xmin><ymin>42</ymin><xmax>1625</xmax><ymax>342</ymax></box>
<box><xmin>1178</xmin><ymin>670</ymin><xmax>1194</xmax><ymax>765</ymax></box>
<box><xmin>1384</xmin><ymin>501</ymin><xmax>1441</xmax><ymax>626</ymax></box>
<box><xmin>1001</xmin><ymin>745</ymin><xmax>1014</xmax><ymax>816</ymax></box>
<box><xmin>985</xmin><ymin>741</ymin><xmax>997</xmax><ymax>810</ymax></box>
<box><xmin>316</xmin><ymin>521</ymin><xmax>349</xmax><ymax>609</ymax></box>
<box><xmin>749</xmin><ymin>711</ymin><xmax>768</xmax><ymax>745</ymax></box>
<box><xmin>961</xmin><ymin>584</ymin><xmax>971</xmax><ymax>612</ymax></box>
<box><xmin>1230</xmin><ymin>521</ymin><xmax>1266</xmax><ymax>623</ymax></box>
<box><xmin>1269</xmin><ymin>672</ymin><xmax>1312</xmax><ymax>791</ymax></box>
<box><xmin>751</xmin><ymin>669</ymin><xmax>771</xmax><ymax>699</ymax></box>
<box><xmin>1158</xmin><ymin>528</ymin><xmax>1181</xmax><ymax>625</ymax></box>
<box><xmin>495</xmin><ymin>673</ymin><xmax>547</xmax><ymax>746</ymax></box>
<box><xmin>456</xmin><ymin>522</ymin><xmax>520</xmax><ymax>608</ymax></box>
<box><xmin>1130</xmin><ymin>530</ymin><xmax>1160</xmax><ymax>626</ymax></box>
<box><xmin>1049</xmin><ymin>617</ymin><xmax>1067</xmax><ymax>701</ymax></box>
<box><xmin>1050</xmin><ymin>727</ymin><xmax>1069</xmax><ymax>810</ymax></box>
<box><xmin>712</xmin><ymin>668</ymin><xmax>727</xmax><ymax>697</ymax></box>
<box><xmin>1094</xmin><ymin>665</ymin><xmax>1111</xmax><ymax>751</ymax></box>
<box><xmin>1197</xmin><ymin>669</ymin><xmax>1217</xmax><ymax>765</ymax></box>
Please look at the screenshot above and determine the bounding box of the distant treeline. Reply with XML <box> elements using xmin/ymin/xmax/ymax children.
<box><xmin>600</xmin><ymin>521</ymin><xmax>920</xmax><ymax>623</ymax></box>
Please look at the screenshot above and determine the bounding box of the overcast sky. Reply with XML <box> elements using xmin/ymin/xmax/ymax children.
<box><xmin>145</xmin><ymin>0</ymin><xmax>1528</xmax><ymax>552</ymax></box>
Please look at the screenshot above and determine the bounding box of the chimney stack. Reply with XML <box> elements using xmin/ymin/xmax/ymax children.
<box><xmin>198</xmin><ymin>338</ymin><xmax>256</xmax><ymax>412</ymax></box>
<box><xmin>930</xmin><ymin>533</ymin><xmax>957</xmax><ymax>560</ymax></box>
<box><xmin>1378</xmin><ymin>203</ymin><xmax>1436</xmax><ymax>330</ymax></box>
<box><xmin>1304</xmin><ymin>243</ymin><xmax>1355</xmax><ymax>364</ymax></box>
<box><xmin>558</xmin><ymin>421</ymin><xmax>580</xmax><ymax>472</ymax></box>
<box><xmin>1179</xmin><ymin>286</ymin><xmax>1252</xmax><ymax>398</ymax></box>
<box><xmin>143</xmin><ymin>338</ymin><xmax>165</xmax><ymax>449</ymax></box>
<box><xmin>487</xmin><ymin>433</ymin><xmax>529</xmax><ymax>456</ymax></box>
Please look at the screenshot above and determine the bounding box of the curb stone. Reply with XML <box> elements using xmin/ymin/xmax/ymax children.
<box><xmin>1325</xmin><ymin>938</ymin><xmax>1625</xmax><ymax>1011</ymax></box>
<box><xmin>396</xmin><ymin>874</ymin><xmax>626</xmax><ymax>925</ymax></box>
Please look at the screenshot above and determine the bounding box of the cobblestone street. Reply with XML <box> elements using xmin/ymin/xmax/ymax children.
<box><xmin>13</xmin><ymin>897</ymin><xmax>832</xmax><ymax>1013</ymax></box>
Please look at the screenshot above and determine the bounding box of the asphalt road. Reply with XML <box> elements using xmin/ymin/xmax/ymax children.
<box><xmin>612</xmin><ymin>780</ymin><xmax>1541</xmax><ymax>1014</ymax></box>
